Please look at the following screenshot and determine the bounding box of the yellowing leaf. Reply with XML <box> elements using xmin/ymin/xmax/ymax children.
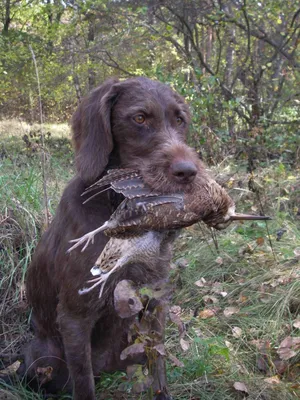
<box><xmin>264</xmin><ymin>375</ymin><xmax>281</xmax><ymax>384</ymax></box>
<box><xmin>198</xmin><ymin>309</ymin><xmax>216</xmax><ymax>319</ymax></box>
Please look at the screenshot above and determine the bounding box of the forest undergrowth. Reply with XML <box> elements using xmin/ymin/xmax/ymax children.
<box><xmin>0</xmin><ymin>120</ymin><xmax>299</xmax><ymax>400</ymax></box>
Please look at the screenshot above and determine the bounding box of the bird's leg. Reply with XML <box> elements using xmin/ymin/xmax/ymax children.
<box><xmin>79</xmin><ymin>255</ymin><xmax>131</xmax><ymax>298</ymax></box>
<box><xmin>67</xmin><ymin>222</ymin><xmax>109</xmax><ymax>253</ymax></box>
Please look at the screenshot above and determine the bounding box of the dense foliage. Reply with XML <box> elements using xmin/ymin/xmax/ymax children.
<box><xmin>0</xmin><ymin>1</ymin><xmax>299</xmax><ymax>163</ymax></box>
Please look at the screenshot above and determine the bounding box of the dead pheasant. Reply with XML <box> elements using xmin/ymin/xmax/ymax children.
<box><xmin>69</xmin><ymin>169</ymin><xmax>270</xmax><ymax>297</ymax></box>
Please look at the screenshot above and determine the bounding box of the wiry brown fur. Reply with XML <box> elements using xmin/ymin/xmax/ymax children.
<box><xmin>22</xmin><ymin>77</ymin><xmax>203</xmax><ymax>400</ymax></box>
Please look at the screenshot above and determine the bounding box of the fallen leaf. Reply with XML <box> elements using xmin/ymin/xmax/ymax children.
<box><xmin>293</xmin><ymin>320</ymin><xmax>300</xmax><ymax>329</ymax></box>
<box><xmin>175</xmin><ymin>258</ymin><xmax>189</xmax><ymax>268</ymax></box>
<box><xmin>277</xmin><ymin>336</ymin><xmax>300</xmax><ymax>360</ymax></box>
<box><xmin>153</xmin><ymin>344</ymin><xmax>166</xmax><ymax>356</ymax></box>
<box><xmin>225</xmin><ymin>340</ymin><xmax>234</xmax><ymax>351</ymax></box>
<box><xmin>233</xmin><ymin>381</ymin><xmax>249</xmax><ymax>394</ymax></box>
<box><xmin>294</xmin><ymin>248</ymin><xmax>300</xmax><ymax>258</ymax></box>
<box><xmin>198</xmin><ymin>309</ymin><xmax>217</xmax><ymax>319</ymax></box>
<box><xmin>232</xmin><ymin>327</ymin><xmax>242</xmax><ymax>338</ymax></box>
<box><xmin>256</xmin><ymin>237</ymin><xmax>265</xmax><ymax>246</ymax></box>
<box><xmin>273</xmin><ymin>359</ymin><xmax>288</xmax><ymax>375</ymax></box>
<box><xmin>0</xmin><ymin>360</ymin><xmax>20</xmax><ymax>376</ymax></box>
<box><xmin>256</xmin><ymin>355</ymin><xmax>269</xmax><ymax>373</ymax></box>
<box><xmin>169</xmin><ymin>311</ymin><xmax>185</xmax><ymax>338</ymax></box>
<box><xmin>215</xmin><ymin>256</ymin><xmax>223</xmax><ymax>265</ymax></box>
<box><xmin>264</xmin><ymin>375</ymin><xmax>281</xmax><ymax>384</ymax></box>
<box><xmin>36</xmin><ymin>366</ymin><xmax>53</xmax><ymax>384</ymax></box>
<box><xmin>167</xmin><ymin>353</ymin><xmax>184</xmax><ymax>367</ymax></box>
<box><xmin>223</xmin><ymin>307</ymin><xmax>239</xmax><ymax>317</ymax></box>
<box><xmin>169</xmin><ymin>305</ymin><xmax>181</xmax><ymax>315</ymax></box>
<box><xmin>203</xmin><ymin>295</ymin><xmax>219</xmax><ymax>304</ymax></box>
<box><xmin>194</xmin><ymin>277</ymin><xmax>207</xmax><ymax>287</ymax></box>
<box><xmin>180</xmin><ymin>338</ymin><xmax>190</xmax><ymax>351</ymax></box>
<box><xmin>120</xmin><ymin>343</ymin><xmax>145</xmax><ymax>361</ymax></box>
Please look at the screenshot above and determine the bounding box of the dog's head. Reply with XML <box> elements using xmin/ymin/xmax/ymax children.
<box><xmin>72</xmin><ymin>77</ymin><xmax>203</xmax><ymax>192</ymax></box>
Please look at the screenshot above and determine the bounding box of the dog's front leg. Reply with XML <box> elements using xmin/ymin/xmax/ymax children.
<box><xmin>57</xmin><ymin>304</ymin><xmax>96</xmax><ymax>400</ymax></box>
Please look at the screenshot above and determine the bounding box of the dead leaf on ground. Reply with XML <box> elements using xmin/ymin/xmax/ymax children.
<box><xmin>277</xmin><ymin>336</ymin><xmax>300</xmax><ymax>360</ymax></box>
<box><xmin>264</xmin><ymin>375</ymin><xmax>281</xmax><ymax>384</ymax></box>
<box><xmin>225</xmin><ymin>340</ymin><xmax>234</xmax><ymax>351</ymax></box>
<box><xmin>36</xmin><ymin>366</ymin><xmax>53</xmax><ymax>384</ymax></box>
<box><xmin>233</xmin><ymin>381</ymin><xmax>249</xmax><ymax>394</ymax></box>
<box><xmin>194</xmin><ymin>277</ymin><xmax>207</xmax><ymax>287</ymax></box>
<box><xmin>256</xmin><ymin>237</ymin><xmax>265</xmax><ymax>246</ymax></box>
<box><xmin>167</xmin><ymin>353</ymin><xmax>184</xmax><ymax>367</ymax></box>
<box><xmin>0</xmin><ymin>360</ymin><xmax>20</xmax><ymax>376</ymax></box>
<box><xmin>250</xmin><ymin>339</ymin><xmax>271</xmax><ymax>352</ymax></box>
<box><xmin>169</xmin><ymin>311</ymin><xmax>185</xmax><ymax>338</ymax></box>
<box><xmin>180</xmin><ymin>338</ymin><xmax>190</xmax><ymax>351</ymax></box>
<box><xmin>169</xmin><ymin>305</ymin><xmax>181</xmax><ymax>315</ymax></box>
<box><xmin>175</xmin><ymin>257</ymin><xmax>189</xmax><ymax>268</ymax></box>
<box><xmin>198</xmin><ymin>308</ymin><xmax>217</xmax><ymax>319</ymax></box>
<box><xmin>293</xmin><ymin>320</ymin><xmax>300</xmax><ymax>329</ymax></box>
<box><xmin>232</xmin><ymin>327</ymin><xmax>242</xmax><ymax>338</ymax></box>
<box><xmin>273</xmin><ymin>360</ymin><xmax>288</xmax><ymax>375</ymax></box>
<box><xmin>202</xmin><ymin>295</ymin><xmax>219</xmax><ymax>304</ymax></box>
<box><xmin>223</xmin><ymin>306</ymin><xmax>239</xmax><ymax>317</ymax></box>
<box><xmin>293</xmin><ymin>248</ymin><xmax>300</xmax><ymax>258</ymax></box>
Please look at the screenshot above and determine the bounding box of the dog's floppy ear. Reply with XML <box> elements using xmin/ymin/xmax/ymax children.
<box><xmin>72</xmin><ymin>78</ymin><xmax>121</xmax><ymax>184</ymax></box>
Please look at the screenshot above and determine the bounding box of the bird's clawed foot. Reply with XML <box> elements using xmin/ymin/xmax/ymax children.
<box><xmin>78</xmin><ymin>269</ymin><xmax>113</xmax><ymax>298</ymax></box>
<box><xmin>68</xmin><ymin>231</ymin><xmax>96</xmax><ymax>253</ymax></box>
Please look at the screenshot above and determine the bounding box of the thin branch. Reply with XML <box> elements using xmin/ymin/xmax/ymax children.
<box><xmin>29</xmin><ymin>45</ymin><xmax>49</xmax><ymax>229</ymax></box>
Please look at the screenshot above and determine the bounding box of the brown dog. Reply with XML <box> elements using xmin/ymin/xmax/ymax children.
<box><xmin>23</xmin><ymin>77</ymin><xmax>203</xmax><ymax>400</ymax></box>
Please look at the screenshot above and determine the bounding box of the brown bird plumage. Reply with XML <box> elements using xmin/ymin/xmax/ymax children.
<box><xmin>69</xmin><ymin>168</ymin><xmax>270</xmax><ymax>249</ymax></box>
<box><xmin>69</xmin><ymin>169</ymin><xmax>270</xmax><ymax>297</ymax></box>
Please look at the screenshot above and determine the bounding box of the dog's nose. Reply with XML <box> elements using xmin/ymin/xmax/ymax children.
<box><xmin>171</xmin><ymin>160</ymin><xmax>197</xmax><ymax>183</ymax></box>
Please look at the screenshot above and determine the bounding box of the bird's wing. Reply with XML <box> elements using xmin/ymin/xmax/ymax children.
<box><xmin>83</xmin><ymin>169</ymin><xmax>140</xmax><ymax>195</ymax></box>
<box><xmin>82</xmin><ymin>169</ymin><xmax>164</xmax><ymax>202</ymax></box>
<box><xmin>111</xmin><ymin>195</ymin><xmax>184</xmax><ymax>225</ymax></box>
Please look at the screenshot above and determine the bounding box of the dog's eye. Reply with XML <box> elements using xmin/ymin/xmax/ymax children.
<box><xmin>133</xmin><ymin>115</ymin><xmax>145</xmax><ymax>124</ymax></box>
<box><xmin>176</xmin><ymin>117</ymin><xmax>184</xmax><ymax>126</ymax></box>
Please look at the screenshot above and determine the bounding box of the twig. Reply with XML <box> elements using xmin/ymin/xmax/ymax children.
<box><xmin>29</xmin><ymin>45</ymin><xmax>49</xmax><ymax>229</ymax></box>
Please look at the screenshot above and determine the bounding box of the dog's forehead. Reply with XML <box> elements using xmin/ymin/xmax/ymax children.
<box><xmin>116</xmin><ymin>79</ymin><xmax>188</xmax><ymax>113</ymax></box>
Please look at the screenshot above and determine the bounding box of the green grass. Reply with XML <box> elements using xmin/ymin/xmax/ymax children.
<box><xmin>1</xmin><ymin>120</ymin><xmax>300</xmax><ymax>399</ymax></box>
